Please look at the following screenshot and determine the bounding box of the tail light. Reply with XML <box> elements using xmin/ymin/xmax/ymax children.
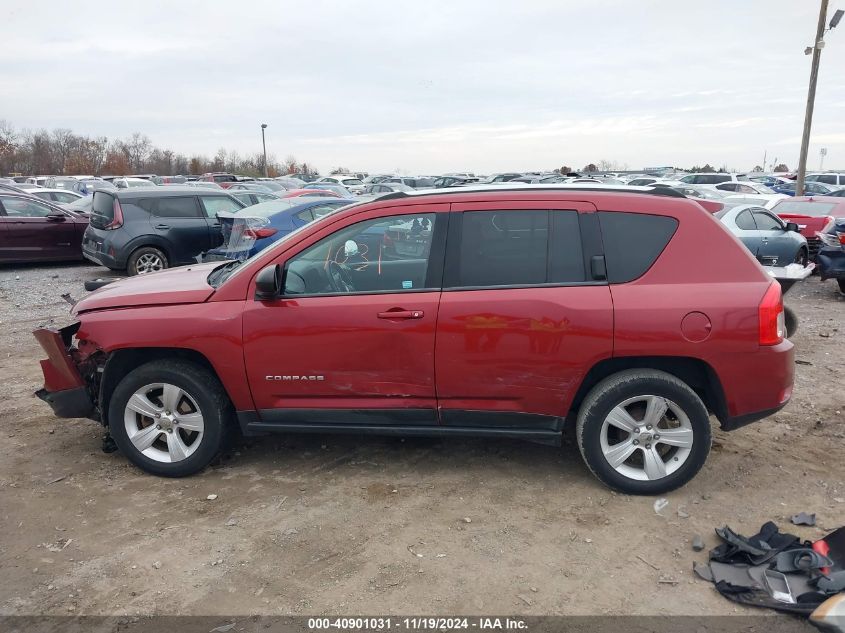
<box><xmin>758</xmin><ymin>282</ymin><xmax>784</xmax><ymax>346</ymax></box>
<box><xmin>244</xmin><ymin>227</ymin><xmax>277</xmax><ymax>239</ymax></box>
<box><xmin>104</xmin><ymin>198</ymin><xmax>124</xmax><ymax>230</ymax></box>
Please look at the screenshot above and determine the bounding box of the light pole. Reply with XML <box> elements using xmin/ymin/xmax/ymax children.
<box><xmin>796</xmin><ymin>3</ymin><xmax>843</xmax><ymax>195</ymax></box>
<box><xmin>260</xmin><ymin>123</ymin><xmax>268</xmax><ymax>178</ymax></box>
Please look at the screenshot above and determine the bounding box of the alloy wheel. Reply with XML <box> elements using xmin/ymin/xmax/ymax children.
<box><xmin>135</xmin><ymin>253</ymin><xmax>164</xmax><ymax>274</ymax></box>
<box><xmin>599</xmin><ymin>395</ymin><xmax>694</xmax><ymax>481</ymax></box>
<box><xmin>123</xmin><ymin>383</ymin><xmax>205</xmax><ymax>463</ymax></box>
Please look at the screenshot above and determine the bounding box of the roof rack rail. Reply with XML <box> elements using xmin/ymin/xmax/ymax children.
<box><xmin>375</xmin><ymin>184</ymin><xmax>687</xmax><ymax>203</ymax></box>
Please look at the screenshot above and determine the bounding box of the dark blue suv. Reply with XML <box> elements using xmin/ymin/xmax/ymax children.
<box><xmin>83</xmin><ymin>187</ymin><xmax>244</xmax><ymax>275</ymax></box>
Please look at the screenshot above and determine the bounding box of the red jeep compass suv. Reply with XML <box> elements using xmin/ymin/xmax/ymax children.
<box><xmin>34</xmin><ymin>186</ymin><xmax>794</xmax><ymax>494</ymax></box>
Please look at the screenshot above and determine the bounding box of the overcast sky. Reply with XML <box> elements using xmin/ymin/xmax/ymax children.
<box><xmin>3</xmin><ymin>0</ymin><xmax>845</xmax><ymax>174</ymax></box>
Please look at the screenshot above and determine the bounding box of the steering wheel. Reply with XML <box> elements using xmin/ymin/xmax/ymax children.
<box><xmin>328</xmin><ymin>261</ymin><xmax>354</xmax><ymax>293</ymax></box>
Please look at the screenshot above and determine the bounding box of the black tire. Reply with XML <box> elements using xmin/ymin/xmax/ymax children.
<box><xmin>127</xmin><ymin>246</ymin><xmax>168</xmax><ymax>276</ymax></box>
<box><xmin>838</xmin><ymin>278</ymin><xmax>845</xmax><ymax>295</ymax></box>
<box><xmin>794</xmin><ymin>247</ymin><xmax>808</xmax><ymax>267</ymax></box>
<box><xmin>108</xmin><ymin>359</ymin><xmax>233</xmax><ymax>477</ymax></box>
<box><xmin>784</xmin><ymin>306</ymin><xmax>798</xmax><ymax>338</ymax></box>
<box><xmin>575</xmin><ymin>369</ymin><xmax>712</xmax><ymax>495</ymax></box>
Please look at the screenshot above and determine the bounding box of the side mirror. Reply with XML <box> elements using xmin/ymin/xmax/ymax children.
<box><xmin>255</xmin><ymin>264</ymin><xmax>282</xmax><ymax>300</ymax></box>
<box><xmin>46</xmin><ymin>212</ymin><xmax>66</xmax><ymax>222</ymax></box>
<box><xmin>785</xmin><ymin>222</ymin><xmax>800</xmax><ymax>232</ymax></box>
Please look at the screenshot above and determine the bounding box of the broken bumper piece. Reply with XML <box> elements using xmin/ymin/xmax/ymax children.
<box><xmin>32</xmin><ymin>323</ymin><xmax>96</xmax><ymax>420</ymax></box>
<box><xmin>35</xmin><ymin>386</ymin><xmax>94</xmax><ymax>419</ymax></box>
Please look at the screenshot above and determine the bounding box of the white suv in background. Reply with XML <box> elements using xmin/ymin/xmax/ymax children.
<box><xmin>317</xmin><ymin>175</ymin><xmax>365</xmax><ymax>194</ymax></box>
<box><xmin>678</xmin><ymin>173</ymin><xmax>749</xmax><ymax>185</ymax></box>
<box><xmin>805</xmin><ymin>172</ymin><xmax>845</xmax><ymax>187</ymax></box>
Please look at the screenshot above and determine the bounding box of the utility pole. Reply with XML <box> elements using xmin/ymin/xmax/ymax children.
<box><xmin>261</xmin><ymin>123</ymin><xmax>268</xmax><ymax>178</ymax></box>
<box><xmin>796</xmin><ymin>0</ymin><xmax>829</xmax><ymax>196</ymax></box>
<box><xmin>820</xmin><ymin>147</ymin><xmax>827</xmax><ymax>170</ymax></box>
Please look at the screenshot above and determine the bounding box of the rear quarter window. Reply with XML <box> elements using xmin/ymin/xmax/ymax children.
<box><xmin>598</xmin><ymin>212</ymin><xmax>679</xmax><ymax>283</ymax></box>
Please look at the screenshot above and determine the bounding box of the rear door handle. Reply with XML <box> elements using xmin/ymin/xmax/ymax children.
<box><xmin>155</xmin><ymin>223</ymin><xmax>170</xmax><ymax>230</ymax></box>
<box><xmin>377</xmin><ymin>309</ymin><xmax>424</xmax><ymax>320</ymax></box>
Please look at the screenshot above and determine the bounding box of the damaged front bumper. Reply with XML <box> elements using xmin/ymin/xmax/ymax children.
<box><xmin>817</xmin><ymin>245</ymin><xmax>845</xmax><ymax>281</ymax></box>
<box><xmin>33</xmin><ymin>322</ymin><xmax>98</xmax><ymax>420</ymax></box>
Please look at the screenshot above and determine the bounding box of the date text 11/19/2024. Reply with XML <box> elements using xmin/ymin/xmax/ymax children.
<box><xmin>307</xmin><ymin>617</ymin><xmax>528</xmax><ymax>630</ymax></box>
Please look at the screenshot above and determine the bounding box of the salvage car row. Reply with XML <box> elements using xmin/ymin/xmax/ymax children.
<box><xmin>3</xmin><ymin>174</ymin><xmax>845</xmax><ymax>291</ymax></box>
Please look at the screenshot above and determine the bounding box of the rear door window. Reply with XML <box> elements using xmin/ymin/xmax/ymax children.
<box><xmin>818</xmin><ymin>175</ymin><xmax>837</xmax><ymax>185</ymax></box>
<box><xmin>150</xmin><ymin>197</ymin><xmax>201</xmax><ymax>218</ymax></box>
<box><xmin>200</xmin><ymin>196</ymin><xmax>242</xmax><ymax>217</ymax></box>
<box><xmin>447</xmin><ymin>210</ymin><xmax>585</xmax><ymax>288</ymax></box>
<box><xmin>735</xmin><ymin>209</ymin><xmax>757</xmax><ymax>230</ymax></box>
<box><xmin>597</xmin><ymin>212</ymin><xmax>678</xmax><ymax>283</ymax></box>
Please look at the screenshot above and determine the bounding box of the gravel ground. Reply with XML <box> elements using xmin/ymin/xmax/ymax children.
<box><xmin>0</xmin><ymin>261</ymin><xmax>843</xmax><ymax>619</ymax></box>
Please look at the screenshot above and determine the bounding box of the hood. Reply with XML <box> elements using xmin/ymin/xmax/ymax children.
<box><xmin>73</xmin><ymin>263</ymin><xmax>220</xmax><ymax>314</ymax></box>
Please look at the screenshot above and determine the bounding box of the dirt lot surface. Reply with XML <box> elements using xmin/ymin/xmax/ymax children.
<box><xmin>1</xmin><ymin>262</ymin><xmax>843</xmax><ymax>618</ymax></box>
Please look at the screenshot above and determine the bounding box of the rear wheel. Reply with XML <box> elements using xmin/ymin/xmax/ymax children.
<box><xmin>576</xmin><ymin>369</ymin><xmax>711</xmax><ymax>495</ymax></box>
<box><xmin>127</xmin><ymin>246</ymin><xmax>168</xmax><ymax>276</ymax></box>
<box><xmin>108</xmin><ymin>360</ymin><xmax>232</xmax><ymax>477</ymax></box>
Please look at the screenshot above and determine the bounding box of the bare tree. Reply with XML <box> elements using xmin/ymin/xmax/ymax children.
<box><xmin>51</xmin><ymin>128</ymin><xmax>75</xmax><ymax>174</ymax></box>
<box><xmin>0</xmin><ymin>120</ymin><xmax>17</xmax><ymax>174</ymax></box>
<box><xmin>123</xmin><ymin>133</ymin><xmax>152</xmax><ymax>171</ymax></box>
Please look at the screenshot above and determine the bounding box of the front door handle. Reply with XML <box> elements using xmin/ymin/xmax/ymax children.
<box><xmin>154</xmin><ymin>223</ymin><xmax>170</xmax><ymax>230</ymax></box>
<box><xmin>377</xmin><ymin>309</ymin><xmax>424</xmax><ymax>320</ymax></box>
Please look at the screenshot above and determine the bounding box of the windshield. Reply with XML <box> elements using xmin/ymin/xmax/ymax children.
<box><xmin>772</xmin><ymin>201</ymin><xmax>838</xmax><ymax>216</ymax></box>
<box><xmin>341</xmin><ymin>178</ymin><xmax>363</xmax><ymax>186</ymax></box>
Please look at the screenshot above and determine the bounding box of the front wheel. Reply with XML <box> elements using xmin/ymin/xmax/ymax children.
<box><xmin>576</xmin><ymin>369</ymin><xmax>712</xmax><ymax>495</ymax></box>
<box><xmin>108</xmin><ymin>360</ymin><xmax>233</xmax><ymax>477</ymax></box>
<box><xmin>838</xmin><ymin>278</ymin><xmax>845</xmax><ymax>295</ymax></box>
<box><xmin>794</xmin><ymin>247</ymin><xmax>809</xmax><ymax>267</ymax></box>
